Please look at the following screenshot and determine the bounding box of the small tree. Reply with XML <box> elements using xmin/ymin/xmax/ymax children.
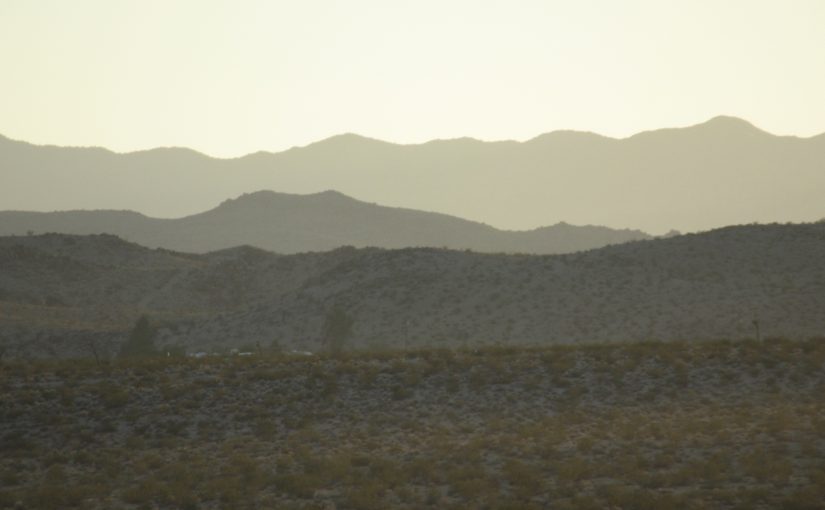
<box><xmin>119</xmin><ymin>315</ymin><xmax>158</xmax><ymax>358</ymax></box>
<box><xmin>322</xmin><ymin>307</ymin><xmax>354</xmax><ymax>355</ymax></box>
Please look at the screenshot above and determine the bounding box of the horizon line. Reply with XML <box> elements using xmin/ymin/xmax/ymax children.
<box><xmin>2</xmin><ymin>115</ymin><xmax>823</xmax><ymax>160</ymax></box>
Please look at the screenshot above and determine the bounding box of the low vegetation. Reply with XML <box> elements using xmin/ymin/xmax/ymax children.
<box><xmin>3</xmin><ymin>224</ymin><xmax>825</xmax><ymax>358</ymax></box>
<box><xmin>1</xmin><ymin>338</ymin><xmax>824</xmax><ymax>509</ymax></box>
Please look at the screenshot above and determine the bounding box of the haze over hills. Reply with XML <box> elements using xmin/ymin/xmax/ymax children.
<box><xmin>0</xmin><ymin>190</ymin><xmax>652</xmax><ymax>254</ymax></box>
<box><xmin>1</xmin><ymin>221</ymin><xmax>823</xmax><ymax>358</ymax></box>
<box><xmin>2</xmin><ymin>116</ymin><xmax>824</xmax><ymax>234</ymax></box>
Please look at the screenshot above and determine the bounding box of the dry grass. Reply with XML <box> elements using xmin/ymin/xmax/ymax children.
<box><xmin>1</xmin><ymin>338</ymin><xmax>824</xmax><ymax>509</ymax></box>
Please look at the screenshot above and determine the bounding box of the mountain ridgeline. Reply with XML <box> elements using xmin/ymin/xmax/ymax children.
<box><xmin>1</xmin><ymin>222</ymin><xmax>824</xmax><ymax>358</ymax></box>
<box><xmin>2</xmin><ymin>116</ymin><xmax>824</xmax><ymax>234</ymax></box>
<box><xmin>0</xmin><ymin>190</ymin><xmax>652</xmax><ymax>254</ymax></box>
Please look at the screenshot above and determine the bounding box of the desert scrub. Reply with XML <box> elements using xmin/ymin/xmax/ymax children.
<box><xmin>1</xmin><ymin>338</ymin><xmax>824</xmax><ymax>508</ymax></box>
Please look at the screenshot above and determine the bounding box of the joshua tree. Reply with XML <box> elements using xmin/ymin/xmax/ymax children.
<box><xmin>322</xmin><ymin>306</ymin><xmax>354</xmax><ymax>355</ymax></box>
<box><xmin>119</xmin><ymin>315</ymin><xmax>158</xmax><ymax>358</ymax></box>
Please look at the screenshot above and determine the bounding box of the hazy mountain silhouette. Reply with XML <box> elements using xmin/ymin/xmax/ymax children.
<box><xmin>0</xmin><ymin>117</ymin><xmax>825</xmax><ymax>232</ymax></box>
<box><xmin>2</xmin><ymin>116</ymin><xmax>823</xmax><ymax>234</ymax></box>
<box><xmin>2</xmin><ymin>221</ymin><xmax>823</xmax><ymax>357</ymax></box>
<box><xmin>0</xmin><ymin>190</ymin><xmax>651</xmax><ymax>254</ymax></box>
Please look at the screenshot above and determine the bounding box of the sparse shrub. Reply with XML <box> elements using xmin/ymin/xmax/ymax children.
<box><xmin>345</xmin><ymin>481</ymin><xmax>384</xmax><ymax>510</ymax></box>
<box><xmin>25</xmin><ymin>483</ymin><xmax>96</xmax><ymax>509</ymax></box>
<box><xmin>1</xmin><ymin>338</ymin><xmax>824</xmax><ymax>509</ymax></box>
<box><xmin>503</xmin><ymin>459</ymin><xmax>542</xmax><ymax>497</ymax></box>
<box><xmin>391</xmin><ymin>384</ymin><xmax>411</xmax><ymax>400</ymax></box>
<box><xmin>95</xmin><ymin>382</ymin><xmax>129</xmax><ymax>408</ymax></box>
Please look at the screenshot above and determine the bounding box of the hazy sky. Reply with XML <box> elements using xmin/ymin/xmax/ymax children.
<box><xmin>2</xmin><ymin>0</ymin><xmax>824</xmax><ymax>157</ymax></box>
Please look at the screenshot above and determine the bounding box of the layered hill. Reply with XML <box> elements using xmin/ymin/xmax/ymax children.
<box><xmin>2</xmin><ymin>116</ymin><xmax>824</xmax><ymax>234</ymax></box>
<box><xmin>0</xmin><ymin>190</ymin><xmax>650</xmax><ymax>254</ymax></box>
<box><xmin>1</xmin><ymin>222</ymin><xmax>824</xmax><ymax>358</ymax></box>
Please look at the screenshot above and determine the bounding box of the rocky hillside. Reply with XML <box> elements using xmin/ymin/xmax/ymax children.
<box><xmin>1</xmin><ymin>222</ymin><xmax>824</xmax><ymax>358</ymax></box>
<box><xmin>0</xmin><ymin>190</ymin><xmax>651</xmax><ymax>254</ymax></box>
<box><xmin>179</xmin><ymin>222</ymin><xmax>825</xmax><ymax>353</ymax></box>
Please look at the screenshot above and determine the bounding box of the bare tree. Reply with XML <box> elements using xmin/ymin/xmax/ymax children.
<box><xmin>86</xmin><ymin>337</ymin><xmax>104</xmax><ymax>366</ymax></box>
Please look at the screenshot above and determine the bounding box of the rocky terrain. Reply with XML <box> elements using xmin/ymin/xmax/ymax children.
<box><xmin>1</xmin><ymin>222</ymin><xmax>824</xmax><ymax>358</ymax></box>
<box><xmin>1</xmin><ymin>339</ymin><xmax>824</xmax><ymax>509</ymax></box>
<box><xmin>0</xmin><ymin>190</ymin><xmax>652</xmax><ymax>255</ymax></box>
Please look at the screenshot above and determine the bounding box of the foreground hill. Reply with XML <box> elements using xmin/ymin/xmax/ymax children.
<box><xmin>2</xmin><ymin>340</ymin><xmax>824</xmax><ymax>509</ymax></box>
<box><xmin>1</xmin><ymin>222</ymin><xmax>824</xmax><ymax>358</ymax></box>
<box><xmin>2</xmin><ymin>116</ymin><xmax>824</xmax><ymax>233</ymax></box>
<box><xmin>0</xmin><ymin>190</ymin><xmax>651</xmax><ymax>254</ymax></box>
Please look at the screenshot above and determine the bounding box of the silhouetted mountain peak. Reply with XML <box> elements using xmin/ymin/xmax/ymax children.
<box><xmin>531</xmin><ymin>221</ymin><xmax>650</xmax><ymax>238</ymax></box>
<box><xmin>211</xmin><ymin>189</ymin><xmax>360</xmax><ymax>215</ymax></box>
<box><xmin>698</xmin><ymin>115</ymin><xmax>763</xmax><ymax>133</ymax></box>
<box><xmin>220</xmin><ymin>189</ymin><xmax>284</xmax><ymax>204</ymax></box>
<box><xmin>526</xmin><ymin>130</ymin><xmax>612</xmax><ymax>145</ymax></box>
<box><xmin>309</xmin><ymin>133</ymin><xmax>393</xmax><ymax>149</ymax></box>
<box><xmin>660</xmin><ymin>229</ymin><xmax>683</xmax><ymax>238</ymax></box>
<box><xmin>213</xmin><ymin>190</ymin><xmax>279</xmax><ymax>210</ymax></box>
<box><xmin>626</xmin><ymin>115</ymin><xmax>769</xmax><ymax>143</ymax></box>
<box><xmin>308</xmin><ymin>189</ymin><xmax>357</xmax><ymax>201</ymax></box>
<box><xmin>423</xmin><ymin>136</ymin><xmax>486</xmax><ymax>145</ymax></box>
<box><xmin>126</xmin><ymin>146</ymin><xmax>211</xmax><ymax>161</ymax></box>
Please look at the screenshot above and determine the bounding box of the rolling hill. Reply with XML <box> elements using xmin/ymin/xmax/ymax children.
<box><xmin>1</xmin><ymin>221</ymin><xmax>823</xmax><ymax>358</ymax></box>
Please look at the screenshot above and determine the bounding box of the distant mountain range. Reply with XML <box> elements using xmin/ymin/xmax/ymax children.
<box><xmin>2</xmin><ymin>116</ymin><xmax>824</xmax><ymax>233</ymax></box>
<box><xmin>2</xmin><ymin>222</ymin><xmax>824</xmax><ymax>358</ymax></box>
<box><xmin>0</xmin><ymin>190</ymin><xmax>653</xmax><ymax>254</ymax></box>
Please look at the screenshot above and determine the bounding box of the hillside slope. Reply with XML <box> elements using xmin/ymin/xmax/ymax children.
<box><xmin>1</xmin><ymin>222</ymin><xmax>824</xmax><ymax>358</ymax></box>
<box><xmin>178</xmin><ymin>222</ymin><xmax>825</xmax><ymax>351</ymax></box>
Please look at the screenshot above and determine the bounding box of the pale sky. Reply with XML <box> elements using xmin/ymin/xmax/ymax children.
<box><xmin>1</xmin><ymin>0</ymin><xmax>824</xmax><ymax>157</ymax></box>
